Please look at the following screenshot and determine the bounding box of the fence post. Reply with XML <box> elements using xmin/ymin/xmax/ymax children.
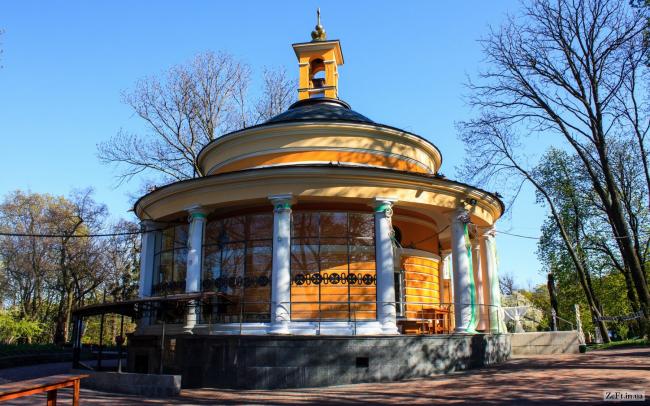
<box><xmin>159</xmin><ymin>319</ymin><xmax>166</xmax><ymax>375</ymax></box>
<box><xmin>574</xmin><ymin>304</ymin><xmax>586</xmax><ymax>345</ymax></box>
<box><xmin>71</xmin><ymin>315</ymin><xmax>82</xmax><ymax>369</ymax></box>
<box><xmin>117</xmin><ymin>315</ymin><xmax>124</xmax><ymax>373</ymax></box>
<box><xmin>551</xmin><ymin>308</ymin><xmax>558</xmax><ymax>332</ymax></box>
<box><xmin>97</xmin><ymin>312</ymin><xmax>105</xmax><ymax>371</ymax></box>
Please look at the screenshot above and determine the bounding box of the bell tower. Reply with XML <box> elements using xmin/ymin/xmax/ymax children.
<box><xmin>292</xmin><ymin>9</ymin><xmax>344</xmax><ymax>100</ymax></box>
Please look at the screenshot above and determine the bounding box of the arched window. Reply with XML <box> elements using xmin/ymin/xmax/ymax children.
<box><xmin>309</xmin><ymin>59</ymin><xmax>326</xmax><ymax>98</ymax></box>
<box><xmin>309</xmin><ymin>58</ymin><xmax>326</xmax><ymax>81</ymax></box>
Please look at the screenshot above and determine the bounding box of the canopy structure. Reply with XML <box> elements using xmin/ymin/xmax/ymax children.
<box><xmin>70</xmin><ymin>292</ymin><xmax>234</xmax><ymax>372</ymax></box>
<box><xmin>502</xmin><ymin>306</ymin><xmax>529</xmax><ymax>333</ymax></box>
<box><xmin>71</xmin><ymin>292</ymin><xmax>234</xmax><ymax>318</ymax></box>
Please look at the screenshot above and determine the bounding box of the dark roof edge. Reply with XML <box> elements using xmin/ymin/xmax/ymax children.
<box><xmin>134</xmin><ymin>164</ymin><xmax>504</xmax><ymax>218</ymax></box>
<box><xmin>286</xmin><ymin>97</ymin><xmax>351</xmax><ymax>110</ymax></box>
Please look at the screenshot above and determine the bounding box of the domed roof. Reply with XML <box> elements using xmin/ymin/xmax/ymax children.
<box><xmin>265</xmin><ymin>98</ymin><xmax>374</xmax><ymax>125</ymax></box>
<box><xmin>197</xmin><ymin>95</ymin><xmax>444</xmax><ymax>178</ymax></box>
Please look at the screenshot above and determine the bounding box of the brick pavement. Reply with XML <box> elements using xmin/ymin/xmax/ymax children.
<box><xmin>2</xmin><ymin>347</ymin><xmax>648</xmax><ymax>405</ymax></box>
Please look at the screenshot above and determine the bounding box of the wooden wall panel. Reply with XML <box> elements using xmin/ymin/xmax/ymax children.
<box><xmin>402</xmin><ymin>255</ymin><xmax>441</xmax><ymax>319</ymax></box>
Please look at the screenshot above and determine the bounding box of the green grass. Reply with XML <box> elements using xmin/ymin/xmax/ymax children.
<box><xmin>588</xmin><ymin>338</ymin><xmax>650</xmax><ymax>351</ymax></box>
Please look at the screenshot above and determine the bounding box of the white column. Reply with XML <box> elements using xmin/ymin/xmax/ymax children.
<box><xmin>472</xmin><ymin>241</ymin><xmax>487</xmax><ymax>331</ymax></box>
<box><xmin>373</xmin><ymin>197</ymin><xmax>399</xmax><ymax>334</ymax></box>
<box><xmin>184</xmin><ymin>206</ymin><xmax>207</xmax><ymax>332</ymax></box>
<box><xmin>138</xmin><ymin>220</ymin><xmax>158</xmax><ymax>298</ymax></box>
<box><xmin>269</xmin><ymin>194</ymin><xmax>294</xmax><ymax>334</ymax></box>
<box><xmin>451</xmin><ymin>207</ymin><xmax>478</xmax><ymax>334</ymax></box>
<box><xmin>483</xmin><ymin>227</ymin><xmax>504</xmax><ymax>333</ymax></box>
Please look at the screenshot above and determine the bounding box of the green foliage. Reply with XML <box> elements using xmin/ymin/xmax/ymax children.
<box><xmin>535</xmin><ymin>148</ymin><xmax>645</xmax><ymax>341</ymax></box>
<box><xmin>0</xmin><ymin>309</ymin><xmax>43</xmax><ymax>344</ymax></box>
<box><xmin>588</xmin><ymin>338</ymin><xmax>650</xmax><ymax>351</ymax></box>
<box><xmin>0</xmin><ymin>190</ymin><xmax>140</xmax><ymax>345</ymax></box>
<box><xmin>80</xmin><ymin>314</ymin><xmax>136</xmax><ymax>345</ymax></box>
<box><xmin>519</xmin><ymin>285</ymin><xmax>552</xmax><ymax>331</ymax></box>
<box><xmin>502</xmin><ymin>289</ymin><xmax>548</xmax><ymax>332</ymax></box>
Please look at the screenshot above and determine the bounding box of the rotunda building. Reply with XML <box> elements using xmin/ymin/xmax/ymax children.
<box><xmin>124</xmin><ymin>22</ymin><xmax>508</xmax><ymax>384</ymax></box>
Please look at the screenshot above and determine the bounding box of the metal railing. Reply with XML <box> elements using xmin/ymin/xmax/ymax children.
<box><xmin>283</xmin><ymin>300</ymin><xmax>456</xmax><ymax>335</ymax></box>
<box><xmin>515</xmin><ymin>312</ymin><xmax>575</xmax><ymax>332</ymax></box>
<box><xmin>140</xmin><ymin>299</ymin><xmax>508</xmax><ymax>336</ymax></box>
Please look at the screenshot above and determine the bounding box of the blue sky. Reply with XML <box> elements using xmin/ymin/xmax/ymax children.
<box><xmin>0</xmin><ymin>1</ymin><xmax>548</xmax><ymax>288</ymax></box>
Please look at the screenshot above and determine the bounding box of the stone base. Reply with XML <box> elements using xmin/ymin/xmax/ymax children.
<box><xmin>71</xmin><ymin>369</ymin><xmax>181</xmax><ymax>397</ymax></box>
<box><xmin>127</xmin><ymin>333</ymin><xmax>511</xmax><ymax>389</ymax></box>
<box><xmin>510</xmin><ymin>331</ymin><xmax>580</xmax><ymax>355</ymax></box>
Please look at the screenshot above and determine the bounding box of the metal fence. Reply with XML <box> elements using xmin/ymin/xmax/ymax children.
<box><xmin>136</xmin><ymin>299</ymin><xmax>511</xmax><ymax>336</ymax></box>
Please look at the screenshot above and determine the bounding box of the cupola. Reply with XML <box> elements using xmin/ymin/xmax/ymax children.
<box><xmin>293</xmin><ymin>9</ymin><xmax>344</xmax><ymax>100</ymax></box>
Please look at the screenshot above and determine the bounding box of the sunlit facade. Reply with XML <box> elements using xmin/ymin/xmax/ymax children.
<box><xmin>134</xmin><ymin>24</ymin><xmax>505</xmax><ymax>337</ymax></box>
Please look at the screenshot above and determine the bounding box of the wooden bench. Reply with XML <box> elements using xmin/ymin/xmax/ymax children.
<box><xmin>0</xmin><ymin>374</ymin><xmax>88</xmax><ymax>405</ymax></box>
<box><xmin>397</xmin><ymin>307</ymin><xmax>452</xmax><ymax>335</ymax></box>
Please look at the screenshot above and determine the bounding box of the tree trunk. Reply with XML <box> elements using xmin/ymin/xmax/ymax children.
<box><xmin>527</xmin><ymin>173</ymin><xmax>611</xmax><ymax>342</ymax></box>
<box><xmin>581</xmin><ymin>256</ymin><xmax>610</xmax><ymax>343</ymax></box>
<box><xmin>53</xmin><ymin>297</ymin><xmax>67</xmax><ymax>346</ymax></box>
<box><xmin>596</xmin><ymin>144</ymin><xmax>650</xmax><ymax>338</ymax></box>
<box><xmin>547</xmin><ymin>273</ymin><xmax>559</xmax><ymax>331</ymax></box>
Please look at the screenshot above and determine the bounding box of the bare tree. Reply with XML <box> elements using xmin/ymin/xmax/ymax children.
<box><xmin>460</xmin><ymin>0</ymin><xmax>650</xmax><ymax>337</ymax></box>
<box><xmin>103</xmin><ymin>220</ymin><xmax>140</xmax><ymax>302</ymax></box>
<box><xmin>0</xmin><ymin>192</ymin><xmax>56</xmax><ymax>323</ymax></box>
<box><xmin>98</xmin><ymin>52</ymin><xmax>250</xmax><ymax>183</ymax></box>
<box><xmin>253</xmin><ymin>67</ymin><xmax>295</xmax><ymax>123</ymax></box>
<box><xmin>499</xmin><ymin>272</ymin><xmax>517</xmax><ymax>296</ymax></box>
<box><xmin>50</xmin><ymin>189</ymin><xmax>109</xmax><ymax>345</ymax></box>
<box><xmin>0</xmin><ymin>189</ymin><xmax>123</xmax><ymax>344</ymax></box>
<box><xmin>98</xmin><ymin>53</ymin><xmax>295</xmax><ymax>185</ymax></box>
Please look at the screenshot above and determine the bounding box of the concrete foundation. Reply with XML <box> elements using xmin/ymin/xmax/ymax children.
<box><xmin>510</xmin><ymin>331</ymin><xmax>580</xmax><ymax>356</ymax></box>
<box><xmin>127</xmin><ymin>333</ymin><xmax>511</xmax><ymax>389</ymax></box>
<box><xmin>72</xmin><ymin>369</ymin><xmax>181</xmax><ymax>397</ymax></box>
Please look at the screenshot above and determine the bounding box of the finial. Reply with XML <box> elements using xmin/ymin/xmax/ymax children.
<box><xmin>311</xmin><ymin>8</ymin><xmax>327</xmax><ymax>41</ymax></box>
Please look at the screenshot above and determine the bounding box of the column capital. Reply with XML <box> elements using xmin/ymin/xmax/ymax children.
<box><xmin>372</xmin><ymin>197</ymin><xmax>397</xmax><ymax>213</ymax></box>
<box><xmin>268</xmin><ymin>194</ymin><xmax>295</xmax><ymax>212</ymax></box>
<box><xmin>452</xmin><ymin>207</ymin><xmax>471</xmax><ymax>224</ymax></box>
<box><xmin>186</xmin><ymin>205</ymin><xmax>208</xmax><ymax>220</ymax></box>
<box><xmin>140</xmin><ymin>219</ymin><xmax>160</xmax><ymax>231</ymax></box>
<box><xmin>482</xmin><ymin>226</ymin><xmax>497</xmax><ymax>239</ymax></box>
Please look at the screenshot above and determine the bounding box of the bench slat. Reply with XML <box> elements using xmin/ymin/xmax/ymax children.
<box><xmin>0</xmin><ymin>374</ymin><xmax>88</xmax><ymax>400</ymax></box>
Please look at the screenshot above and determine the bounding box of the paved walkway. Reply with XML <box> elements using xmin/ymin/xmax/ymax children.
<box><xmin>1</xmin><ymin>347</ymin><xmax>648</xmax><ymax>405</ymax></box>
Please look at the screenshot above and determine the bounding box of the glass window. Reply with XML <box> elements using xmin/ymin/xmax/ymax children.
<box><xmin>291</xmin><ymin>211</ymin><xmax>376</xmax><ymax>321</ymax></box>
<box><xmin>201</xmin><ymin>213</ymin><xmax>273</xmax><ymax>323</ymax></box>
<box><xmin>152</xmin><ymin>224</ymin><xmax>188</xmax><ymax>296</ymax></box>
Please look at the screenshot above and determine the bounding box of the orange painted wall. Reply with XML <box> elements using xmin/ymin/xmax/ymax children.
<box><xmin>393</xmin><ymin>219</ymin><xmax>438</xmax><ymax>253</ymax></box>
<box><xmin>212</xmin><ymin>150</ymin><xmax>430</xmax><ymax>175</ymax></box>
<box><xmin>290</xmin><ymin>247</ymin><xmax>376</xmax><ymax>321</ymax></box>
